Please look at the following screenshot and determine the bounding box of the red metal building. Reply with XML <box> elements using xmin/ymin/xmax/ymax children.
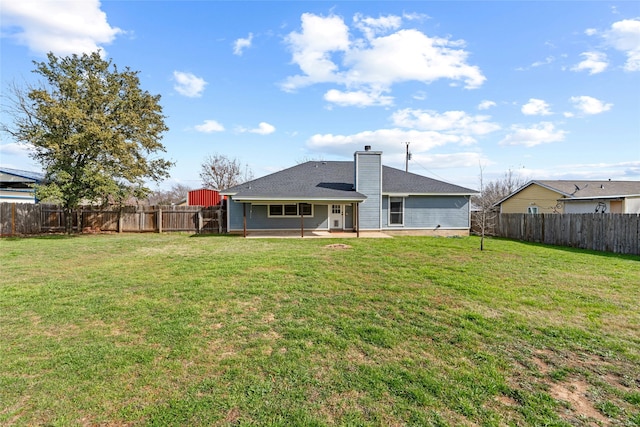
<box><xmin>187</xmin><ymin>189</ymin><xmax>221</xmax><ymax>206</ymax></box>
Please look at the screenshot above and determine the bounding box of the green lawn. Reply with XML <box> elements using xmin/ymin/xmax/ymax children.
<box><xmin>1</xmin><ymin>234</ymin><xmax>638</xmax><ymax>426</ymax></box>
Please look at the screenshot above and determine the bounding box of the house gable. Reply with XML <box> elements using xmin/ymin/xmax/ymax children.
<box><xmin>500</xmin><ymin>184</ymin><xmax>564</xmax><ymax>214</ymax></box>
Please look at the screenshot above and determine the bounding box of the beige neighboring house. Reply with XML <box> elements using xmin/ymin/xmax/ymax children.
<box><xmin>495</xmin><ymin>180</ymin><xmax>640</xmax><ymax>214</ymax></box>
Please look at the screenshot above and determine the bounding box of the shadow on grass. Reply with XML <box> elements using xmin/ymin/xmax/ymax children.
<box><xmin>1</xmin><ymin>233</ymin><xmax>80</xmax><ymax>240</ymax></box>
<box><xmin>189</xmin><ymin>233</ymin><xmax>242</xmax><ymax>239</ymax></box>
<box><xmin>485</xmin><ymin>236</ymin><xmax>640</xmax><ymax>261</ymax></box>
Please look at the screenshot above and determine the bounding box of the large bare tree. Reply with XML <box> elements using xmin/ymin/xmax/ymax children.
<box><xmin>474</xmin><ymin>168</ymin><xmax>527</xmax><ymax>208</ymax></box>
<box><xmin>472</xmin><ymin>168</ymin><xmax>527</xmax><ymax>250</ymax></box>
<box><xmin>200</xmin><ymin>153</ymin><xmax>253</xmax><ymax>190</ymax></box>
<box><xmin>146</xmin><ymin>183</ymin><xmax>194</xmax><ymax>205</ymax></box>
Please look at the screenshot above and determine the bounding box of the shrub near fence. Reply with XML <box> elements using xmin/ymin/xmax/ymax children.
<box><xmin>496</xmin><ymin>213</ymin><xmax>640</xmax><ymax>255</ymax></box>
<box><xmin>1</xmin><ymin>203</ymin><xmax>225</xmax><ymax>236</ymax></box>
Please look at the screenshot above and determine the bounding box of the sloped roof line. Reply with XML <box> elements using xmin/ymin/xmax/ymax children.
<box><xmin>221</xmin><ymin>160</ymin><xmax>476</xmax><ymax>197</ymax></box>
<box><xmin>0</xmin><ymin>167</ymin><xmax>45</xmax><ymax>182</ymax></box>
<box><xmin>535</xmin><ymin>180</ymin><xmax>640</xmax><ymax>198</ymax></box>
<box><xmin>494</xmin><ymin>179</ymin><xmax>640</xmax><ymax>206</ymax></box>
<box><xmin>560</xmin><ymin>194</ymin><xmax>640</xmax><ymax>201</ymax></box>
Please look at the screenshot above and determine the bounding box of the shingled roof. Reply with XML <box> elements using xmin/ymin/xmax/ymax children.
<box><xmin>221</xmin><ymin>161</ymin><xmax>476</xmax><ymax>201</ymax></box>
<box><xmin>535</xmin><ymin>180</ymin><xmax>640</xmax><ymax>199</ymax></box>
<box><xmin>0</xmin><ymin>167</ymin><xmax>45</xmax><ymax>183</ymax></box>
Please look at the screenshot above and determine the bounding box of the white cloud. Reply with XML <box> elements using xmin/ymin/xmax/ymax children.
<box><xmin>194</xmin><ymin>120</ymin><xmax>225</xmax><ymax>133</ymax></box>
<box><xmin>531</xmin><ymin>56</ymin><xmax>555</xmax><ymax>68</ymax></box>
<box><xmin>324</xmin><ymin>89</ymin><xmax>394</xmax><ymax>107</ymax></box>
<box><xmin>603</xmin><ymin>18</ymin><xmax>640</xmax><ymax>71</ymax></box>
<box><xmin>0</xmin><ymin>0</ymin><xmax>123</xmax><ymax>55</ymax></box>
<box><xmin>402</xmin><ymin>12</ymin><xmax>430</xmax><ymax>22</ymax></box>
<box><xmin>587</xmin><ymin>19</ymin><xmax>640</xmax><ymax>72</ymax></box>
<box><xmin>499</xmin><ymin>122</ymin><xmax>566</xmax><ymax>147</ymax></box>
<box><xmin>529</xmin><ymin>161</ymin><xmax>640</xmax><ymax>180</ymax></box>
<box><xmin>521</xmin><ymin>98</ymin><xmax>552</xmax><ymax>116</ymax></box>
<box><xmin>391</xmin><ymin>109</ymin><xmax>500</xmax><ymax>136</ymax></box>
<box><xmin>238</xmin><ymin>122</ymin><xmax>276</xmax><ymax>135</ymax></box>
<box><xmin>233</xmin><ymin>33</ymin><xmax>253</xmax><ymax>56</ymax></box>
<box><xmin>0</xmin><ymin>142</ymin><xmax>34</xmax><ymax>156</ymax></box>
<box><xmin>345</xmin><ymin>29</ymin><xmax>485</xmax><ymax>88</ymax></box>
<box><xmin>307</xmin><ymin>128</ymin><xmax>459</xmax><ymax>157</ymax></box>
<box><xmin>412</xmin><ymin>91</ymin><xmax>427</xmax><ymax>101</ymax></box>
<box><xmin>353</xmin><ymin>13</ymin><xmax>402</xmax><ymax>40</ymax></box>
<box><xmin>569</xmin><ymin>96</ymin><xmax>613</xmax><ymax>115</ymax></box>
<box><xmin>282</xmin><ymin>13</ymin><xmax>485</xmax><ymax>106</ymax></box>
<box><xmin>281</xmin><ymin>13</ymin><xmax>350</xmax><ymax>91</ymax></box>
<box><xmin>173</xmin><ymin>71</ymin><xmax>207</xmax><ymax>97</ymax></box>
<box><xmin>411</xmin><ymin>152</ymin><xmax>489</xmax><ymax>169</ymax></box>
<box><xmin>572</xmin><ymin>51</ymin><xmax>608</xmax><ymax>74</ymax></box>
<box><xmin>306</xmin><ymin>107</ymin><xmax>499</xmax><ymax>158</ymax></box>
<box><xmin>478</xmin><ymin>100</ymin><xmax>496</xmax><ymax>110</ymax></box>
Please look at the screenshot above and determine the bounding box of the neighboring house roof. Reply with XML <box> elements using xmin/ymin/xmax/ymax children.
<box><xmin>0</xmin><ymin>167</ymin><xmax>45</xmax><ymax>183</ymax></box>
<box><xmin>495</xmin><ymin>179</ymin><xmax>640</xmax><ymax>206</ymax></box>
<box><xmin>221</xmin><ymin>161</ymin><xmax>476</xmax><ymax>202</ymax></box>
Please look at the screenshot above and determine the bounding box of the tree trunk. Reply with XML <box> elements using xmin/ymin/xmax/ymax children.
<box><xmin>64</xmin><ymin>207</ymin><xmax>73</xmax><ymax>234</ymax></box>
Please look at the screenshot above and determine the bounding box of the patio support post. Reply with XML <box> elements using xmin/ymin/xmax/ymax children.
<box><xmin>356</xmin><ymin>202</ymin><xmax>360</xmax><ymax>238</ymax></box>
<box><xmin>243</xmin><ymin>203</ymin><xmax>247</xmax><ymax>238</ymax></box>
<box><xmin>300</xmin><ymin>211</ymin><xmax>304</xmax><ymax>238</ymax></box>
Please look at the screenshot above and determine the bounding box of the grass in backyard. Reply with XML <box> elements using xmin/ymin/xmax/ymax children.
<box><xmin>0</xmin><ymin>233</ymin><xmax>638</xmax><ymax>426</ymax></box>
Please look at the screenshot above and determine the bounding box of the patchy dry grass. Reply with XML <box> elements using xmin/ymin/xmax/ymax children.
<box><xmin>0</xmin><ymin>234</ymin><xmax>638</xmax><ymax>426</ymax></box>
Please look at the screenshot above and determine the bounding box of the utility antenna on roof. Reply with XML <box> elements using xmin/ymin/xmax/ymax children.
<box><xmin>403</xmin><ymin>142</ymin><xmax>411</xmax><ymax>172</ymax></box>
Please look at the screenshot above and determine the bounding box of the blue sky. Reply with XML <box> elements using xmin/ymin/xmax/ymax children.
<box><xmin>1</xmin><ymin>1</ymin><xmax>639</xmax><ymax>191</ymax></box>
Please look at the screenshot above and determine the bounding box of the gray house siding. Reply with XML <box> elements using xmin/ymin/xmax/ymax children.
<box><xmin>228</xmin><ymin>201</ymin><xmax>329</xmax><ymax>231</ymax></box>
<box><xmin>355</xmin><ymin>152</ymin><xmax>382</xmax><ymax>230</ymax></box>
<box><xmin>382</xmin><ymin>195</ymin><xmax>471</xmax><ymax>229</ymax></box>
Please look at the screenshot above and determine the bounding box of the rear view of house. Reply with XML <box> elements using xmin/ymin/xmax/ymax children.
<box><xmin>220</xmin><ymin>147</ymin><xmax>476</xmax><ymax>236</ymax></box>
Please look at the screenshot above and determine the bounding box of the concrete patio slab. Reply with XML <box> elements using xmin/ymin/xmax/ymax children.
<box><xmin>244</xmin><ymin>230</ymin><xmax>392</xmax><ymax>238</ymax></box>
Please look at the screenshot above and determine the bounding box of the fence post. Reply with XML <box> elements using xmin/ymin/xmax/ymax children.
<box><xmin>197</xmin><ymin>209</ymin><xmax>203</xmax><ymax>234</ymax></box>
<box><xmin>11</xmin><ymin>203</ymin><xmax>16</xmax><ymax>235</ymax></box>
<box><xmin>157</xmin><ymin>207</ymin><xmax>163</xmax><ymax>233</ymax></box>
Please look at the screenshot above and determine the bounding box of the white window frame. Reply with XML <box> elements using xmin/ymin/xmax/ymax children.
<box><xmin>299</xmin><ymin>203</ymin><xmax>313</xmax><ymax>216</ymax></box>
<box><xmin>268</xmin><ymin>203</ymin><xmax>314</xmax><ymax>218</ymax></box>
<box><xmin>527</xmin><ymin>206</ymin><xmax>539</xmax><ymax>214</ymax></box>
<box><xmin>388</xmin><ymin>197</ymin><xmax>404</xmax><ymax>226</ymax></box>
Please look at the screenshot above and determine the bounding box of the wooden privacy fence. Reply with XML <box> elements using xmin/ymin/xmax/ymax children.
<box><xmin>1</xmin><ymin>203</ymin><xmax>225</xmax><ymax>235</ymax></box>
<box><xmin>496</xmin><ymin>213</ymin><xmax>640</xmax><ymax>255</ymax></box>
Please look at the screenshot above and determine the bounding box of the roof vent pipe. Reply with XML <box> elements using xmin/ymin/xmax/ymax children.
<box><xmin>364</xmin><ymin>145</ymin><xmax>371</xmax><ymax>151</ymax></box>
